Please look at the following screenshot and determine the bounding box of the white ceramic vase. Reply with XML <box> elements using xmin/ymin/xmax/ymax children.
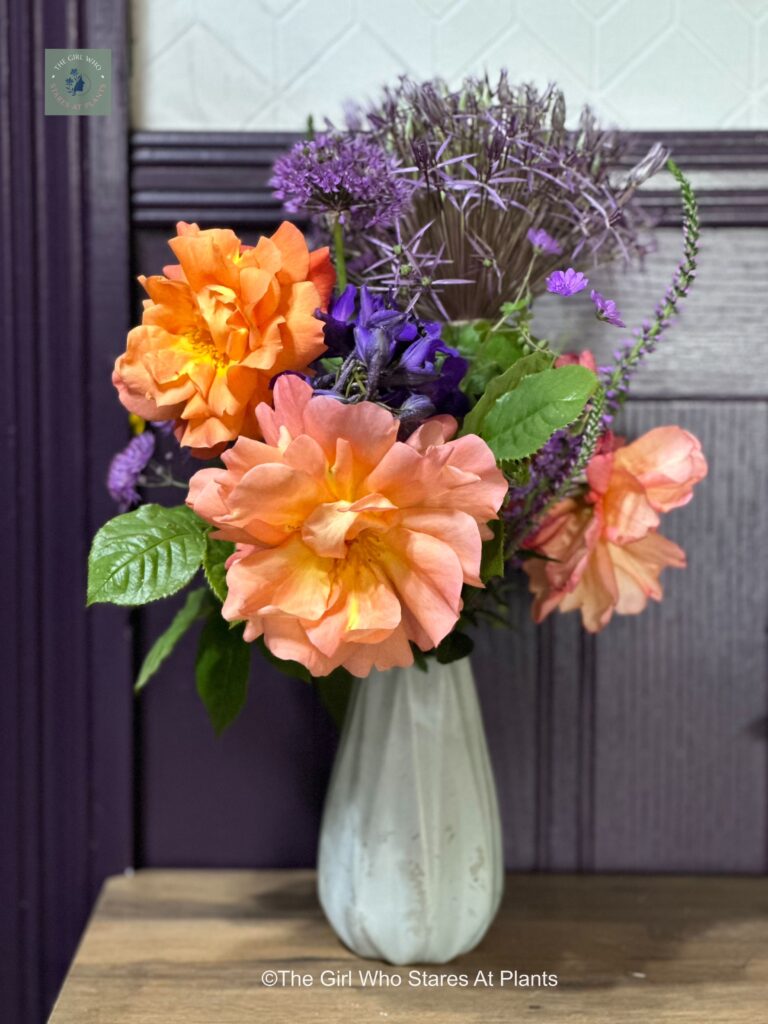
<box><xmin>317</xmin><ymin>657</ymin><xmax>504</xmax><ymax>965</ymax></box>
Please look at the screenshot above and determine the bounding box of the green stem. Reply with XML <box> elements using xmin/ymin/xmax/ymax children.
<box><xmin>332</xmin><ymin>219</ymin><xmax>347</xmax><ymax>292</ymax></box>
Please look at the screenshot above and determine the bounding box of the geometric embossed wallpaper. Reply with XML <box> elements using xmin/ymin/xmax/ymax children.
<box><xmin>131</xmin><ymin>0</ymin><xmax>768</xmax><ymax>130</ymax></box>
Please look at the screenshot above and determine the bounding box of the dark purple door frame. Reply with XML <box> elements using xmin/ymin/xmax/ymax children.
<box><xmin>0</xmin><ymin>0</ymin><xmax>133</xmax><ymax>1020</ymax></box>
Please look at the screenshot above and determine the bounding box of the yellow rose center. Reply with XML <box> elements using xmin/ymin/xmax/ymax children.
<box><xmin>184</xmin><ymin>326</ymin><xmax>230</xmax><ymax>370</ymax></box>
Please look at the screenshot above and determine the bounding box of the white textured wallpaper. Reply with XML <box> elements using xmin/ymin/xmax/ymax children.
<box><xmin>131</xmin><ymin>0</ymin><xmax>768</xmax><ymax>131</ymax></box>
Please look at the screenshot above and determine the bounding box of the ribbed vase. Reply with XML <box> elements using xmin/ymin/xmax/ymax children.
<box><xmin>317</xmin><ymin>657</ymin><xmax>504</xmax><ymax>965</ymax></box>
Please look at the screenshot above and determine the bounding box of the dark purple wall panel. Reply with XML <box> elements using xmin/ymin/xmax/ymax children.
<box><xmin>138</xmin><ymin>604</ymin><xmax>338</xmax><ymax>867</ymax></box>
<box><xmin>1</xmin><ymin>0</ymin><xmax>133</xmax><ymax>1021</ymax></box>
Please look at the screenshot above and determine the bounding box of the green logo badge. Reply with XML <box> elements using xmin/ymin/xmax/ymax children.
<box><xmin>45</xmin><ymin>49</ymin><xmax>111</xmax><ymax>116</ymax></box>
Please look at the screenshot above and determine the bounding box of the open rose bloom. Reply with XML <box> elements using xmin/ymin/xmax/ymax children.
<box><xmin>113</xmin><ymin>221</ymin><xmax>334</xmax><ymax>453</ymax></box>
<box><xmin>187</xmin><ymin>376</ymin><xmax>508</xmax><ymax>677</ymax></box>
<box><xmin>92</xmin><ymin>143</ymin><xmax>708</xmax><ymax>693</ymax></box>
<box><xmin>524</xmin><ymin>426</ymin><xmax>708</xmax><ymax>632</ymax></box>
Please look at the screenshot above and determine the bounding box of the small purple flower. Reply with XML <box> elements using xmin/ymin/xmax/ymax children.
<box><xmin>107</xmin><ymin>431</ymin><xmax>155</xmax><ymax>512</ymax></box>
<box><xmin>526</xmin><ymin>227</ymin><xmax>562</xmax><ymax>256</ymax></box>
<box><xmin>546</xmin><ymin>268</ymin><xmax>589</xmax><ymax>297</ymax></box>
<box><xmin>590</xmin><ymin>289</ymin><xmax>626</xmax><ymax>328</ymax></box>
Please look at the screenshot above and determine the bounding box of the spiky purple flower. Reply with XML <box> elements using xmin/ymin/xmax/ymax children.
<box><xmin>270</xmin><ymin>132</ymin><xmax>414</xmax><ymax>230</ymax></box>
<box><xmin>362</xmin><ymin>221</ymin><xmax>471</xmax><ymax>318</ymax></box>
<box><xmin>590</xmin><ymin>289</ymin><xmax>625</xmax><ymax>327</ymax></box>
<box><xmin>527</xmin><ymin>228</ymin><xmax>562</xmax><ymax>255</ymax></box>
<box><xmin>546</xmin><ymin>268</ymin><xmax>589</xmax><ymax>296</ymax></box>
<box><xmin>312</xmin><ymin>286</ymin><xmax>468</xmax><ymax>427</ymax></box>
<box><xmin>326</xmin><ymin>72</ymin><xmax>663</xmax><ymax>320</ymax></box>
<box><xmin>107</xmin><ymin>431</ymin><xmax>155</xmax><ymax>512</ymax></box>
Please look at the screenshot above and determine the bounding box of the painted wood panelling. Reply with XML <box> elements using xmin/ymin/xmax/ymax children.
<box><xmin>591</xmin><ymin>401</ymin><xmax>768</xmax><ymax>871</ymax></box>
<box><xmin>0</xmin><ymin>2</ymin><xmax>133</xmax><ymax>1022</ymax></box>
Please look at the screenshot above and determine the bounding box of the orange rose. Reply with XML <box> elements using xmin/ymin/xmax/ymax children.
<box><xmin>524</xmin><ymin>426</ymin><xmax>707</xmax><ymax>632</ymax></box>
<box><xmin>113</xmin><ymin>221</ymin><xmax>334</xmax><ymax>454</ymax></box>
<box><xmin>187</xmin><ymin>376</ymin><xmax>508</xmax><ymax>677</ymax></box>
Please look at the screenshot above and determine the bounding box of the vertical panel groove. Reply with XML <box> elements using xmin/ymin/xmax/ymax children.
<box><xmin>1</xmin><ymin>1</ymin><xmax>133</xmax><ymax>1020</ymax></box>
<box><xmin>578</xmin><ymin>633</ymin><xmax>597</xmax><ymax>871</ymax></box>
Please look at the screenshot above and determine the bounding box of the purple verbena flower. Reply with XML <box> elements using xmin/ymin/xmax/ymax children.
<box><xmin>590</xmin><ymin>289</ymin><xmax>625</xmax><ymax>327</ymax></box>
<box><xmin>527</xmin><ymin>227</ymin><xmax>562</xmax><ymax>255</ymax></box>
<box><xmin>107</xmin><ymin>431</ymin><xmax>155</xmax><ymax>512</ymax></box>
<box><xmin>270</xmin><ymin>133</ymin><xmax>414</xmax><ymax>230</ymax></box>
<box><xmin>546</xmin><ymin>268</ymin><xmax>589</xmax><ymax>297</ymax></box>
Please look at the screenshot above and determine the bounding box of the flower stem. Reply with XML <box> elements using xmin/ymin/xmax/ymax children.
<box><xmin>332</xmin><ymin>219</ymin><xmax>348</xmax><ymax>291</ymax></box>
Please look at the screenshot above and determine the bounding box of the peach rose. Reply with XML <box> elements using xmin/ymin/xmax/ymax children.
<box><xmin>554</xmin><ymin>349</ymin><xmax>598</xmax><ymax>372</ymax></box>
<box><xmin>523</xmin><ymin>426</ymin><xmax>707</xmax><ymax>632</ymax></box>
<box><xmin>113</xmin><ymin>221</ymin><xmax>334</xmax><ymax>454</ymax></box>
<box><xmin>187</xmin><ymin>376</ymin><xmax>508</xmax><ymax>677</ymax></box>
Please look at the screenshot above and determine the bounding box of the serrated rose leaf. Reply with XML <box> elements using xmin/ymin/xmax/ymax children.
<box><xmin>480</xmin><ymin>365</ymin><xmax>597</xmax><ymax>462</ymax></box>
<box><xmin>87</xmin><ymin>504</ymin><xmax>207</xmax><ymax>606</ymax></box>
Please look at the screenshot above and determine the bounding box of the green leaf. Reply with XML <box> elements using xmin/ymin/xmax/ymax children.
<box><xmin>203</xmin><ymin>537</ymin><xmax>235</xmax><ymax>603</ymax></box>
<box><xmin>467</xmin><ymin>333</ymin><xmax>528</xmax><ymax>398</ymax></box>
<box><xmin>499</xmin><ymin>298</ymin><xmax>529</xmax><ymax>317</ymax></box>
<box><xmin>502</xmin><ymin>459</ymin><xmax>530</xmax><ymax>485</ymax></box>
<box><xmin>480</xmin><ymin>365</ymin><xmax>597</xmax><ymax>462</ymax></box>
<box><xmin>443</xmin><ymin>319</ymin><xmax>486</xmax><ymax>359</ymax></box>
<box><xmin>480</xmin><ymin>520</ymin><xmax>506</xmax><ymax>583</ymax></box>
<box><xmin>411</xmin><ymin>644</ymin><xmax>429</xmax><ymax>672</ymax></box>
<box><xmin>314</xmin><ymin>668</ymin><xmax>356</xmax><ymax>729</ymax></box>
<box><xmin>195</xmin><ymin>613</ymin><xmax>251</xmax><ymax>735</ymax></box>
<box><xmin>435</xmin><ymin>630</ymin><xmax>474</xmax><ymax>664</ymax></box>
<box><xmin>87</xmin><ymin>504</ymin><xmax>207</xmax><ymax>606</ymax></box>
<box><xmin>135</xmin><ymin>587</ymin><xmax>209</xmax><ymax>692</ymax></box>
<box><xmin>445</xmin><ymin>320</ymin><xmax>529</xmax><ymax>400</ymax></box>
<box><xmin>460</xmin><ymin>350</ymin><xmax>552</xmax><ymax>437</ymax></box>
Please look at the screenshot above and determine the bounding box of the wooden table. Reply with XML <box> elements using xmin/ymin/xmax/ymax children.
<box><xmin>49</xmin><ymin>871</ymin><xmax>768</xmax><ymax>1023</ymax></box>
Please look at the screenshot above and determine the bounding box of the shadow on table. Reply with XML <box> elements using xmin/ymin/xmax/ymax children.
<box><xmin>245</xmin><ymin>873</ymin><xmax>768</xmax><ymax>991</ymax></box>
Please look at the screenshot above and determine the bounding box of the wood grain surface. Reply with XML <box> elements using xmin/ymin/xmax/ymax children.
<box><xmin>49</xmin><ymin>870</ymin><xmax>768</xmax><ymax>1024</ymax></box>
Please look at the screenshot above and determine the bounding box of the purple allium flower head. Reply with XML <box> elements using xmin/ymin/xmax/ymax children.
<box><xmin>546</xmin><ymin>268</ymin><xmax>589</xmax><ymax>297</ymax></box>
<box><xmin>270</xmin><ymin>133</ymin><xmax>414</xmax><ymax>230</ymax></box>
<box><xmin>590</xmin><ymin>289</ymin><xmax>626</xmax><ymax>328</ymax></box>
<box><xmin>107</xmin><ymin>431</ymin><xmax>155</xmax><ymax>512</ymax></box>
<box><xmin>526</xmin><ymin>228</ymin><xmax>562</xmax><ymax>256</ymax></box>
<box><xmin>331</xmin><ymin>73</ymin><xmax>662</xmax><ymax>320</ymax></box>
<box><xmin>312</xmin><ymin>286</ymin><xmax>468</xmax><ymax>428</ymax></box>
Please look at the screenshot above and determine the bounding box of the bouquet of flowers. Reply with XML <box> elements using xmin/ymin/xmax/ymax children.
<box><xmin>89</xmin><ymin>73</ymin><xmax>706</xmax><ymax>733</ymax></box>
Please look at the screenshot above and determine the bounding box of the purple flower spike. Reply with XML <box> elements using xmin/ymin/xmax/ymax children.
<box><xmin>590</xmin><ymin>289</ymin><xmax>626</xmax><ymax>328</ymax></box>
<box><xmin>546</xmin><ymin>268</ymin><xmax>589</xmax><ymax>297</ymax></box>
<box><xmin>107</xmin><ymin>431</ymin><xmax>155</xmax><ymax>512</ymax></box>
<box><xmin>526</xmin><ymin>227</ymin><xmax>562</xmax><ymax>256</ymax></box>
